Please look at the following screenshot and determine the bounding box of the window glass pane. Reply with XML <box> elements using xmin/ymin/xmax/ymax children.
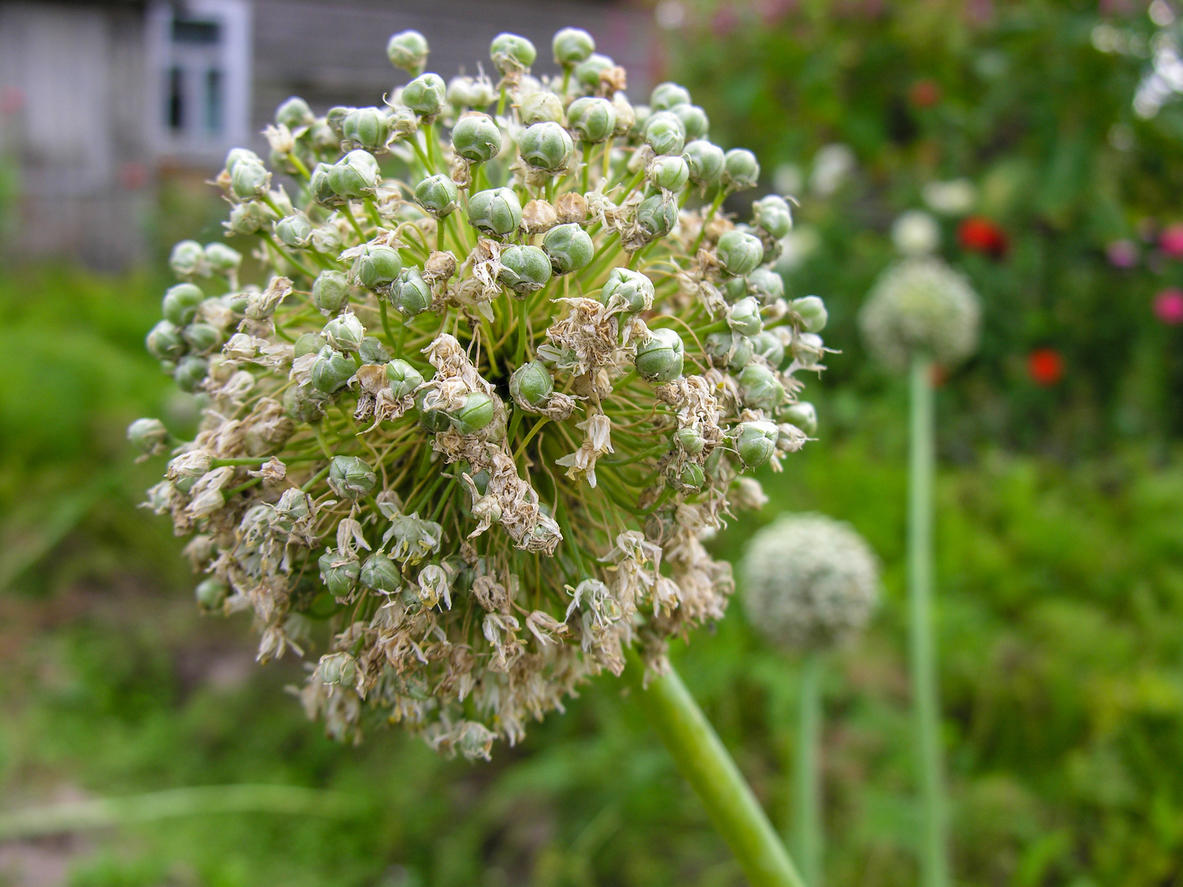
<box><xmin>172</xmin><ymin>18</ymin><xmax>221</xmax><ymax>45</ymax></box>
<box><xmin>167</xmin><ymin>65</ymin><xmax>184</xmax><ymax>131</ymax></box>
<box><xmin>205</xmin><ymin>68</ymin><xmax>224</xmax><ymax>135</ymax></box>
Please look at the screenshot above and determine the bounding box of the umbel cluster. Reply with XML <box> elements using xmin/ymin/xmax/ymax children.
<box><xmin>131</xmin><ymin>27</ymin><xmax>828</xmax><ymax>759</ymax></box>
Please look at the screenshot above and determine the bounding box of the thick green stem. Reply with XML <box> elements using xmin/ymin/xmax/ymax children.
<box><xmin>793</xmin><ymin>653</ymin><xmax>823</xmax><ymax>887</ymax></box>
<box><xmin>908</xmin><ymin>356</ymin><xmax>949</xmax><ymax>887</ymax></box>
<box><xmin>625</xmin><ymin>651</ymin><xmax>807</xmax><ymax>887</ymax></box>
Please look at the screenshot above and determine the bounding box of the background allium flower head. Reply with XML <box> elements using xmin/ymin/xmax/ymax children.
<box><xmin>131</xmin><ymin>28</ymin><xmax>828</xmax><ymax>759</ymax></box>
<box><xmin>859</xmin><ymin>256</ymin><xmax>980</xmax><ymax>371</ymax></box>
<box><xmin>740</xmin><ymin>514</ymin><xmax>879</xmax><ymax>652</ymax></box>
<box><xmin>891</xmin><ymin>210</ymin><xmax>940</xmax><ymax>256</ymax></box>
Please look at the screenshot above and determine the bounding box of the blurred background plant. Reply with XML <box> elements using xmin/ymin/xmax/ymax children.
<box><xmin>3</xmin><ymin>1</ymin><xmax>1183</xmax><ymax>886</ymax></box>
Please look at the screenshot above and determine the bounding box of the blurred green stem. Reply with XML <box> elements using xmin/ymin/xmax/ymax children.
<box><xmin>625</xmin><ymin>650</ymin><xmax>807</xmax><ymax>887</ymax></box>
<box><xmin>909</xmin><ymin>356</ymin><xmax>949</xmax><ymax>887</ymax></box>
<box><xmin>793</xmin><ymin>653</ymin><xmax>823</xmax><ymax>887</ymax></box>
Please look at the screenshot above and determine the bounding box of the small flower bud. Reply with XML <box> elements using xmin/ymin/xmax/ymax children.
<box><xmin>498</xmin><ymin>244</ymin><xmax>552</xmax><ymax>294</ymax></box>
<box><xmin>360</xmin><ymin>552</ymin><xmax>401</xmax><ymax>593</ymax></box>
<box><xmin>543</xmin><ymin>223</ymin><xmax>594</xmax><ymax>274</ymax></box>
<box><xmin>574</xmin><ymin>53</ymin><xmax>615</xmax><ymax>89</ymax></box>
<box><xmin>319</xmin><ymin>551</ymin><xmax>361</xmax><ymax>598</ymax></box>
<box><xmin>600</xmin><ymin>267</ymin><xmax>655</xmax><ymax>313</ymax></box>
<box><xmin>683</xmin><ymin>140</ymin><xmax>725</xmax><ymax>189</ymax></box>
<box><xmin>324</xmin><ymin>312</ymin><xmax>366</xmax><ymax>352</ymax></box>
<box><xmin>275</xmin><ymin>213</ymin><xmax>314</xmax><ymax>249</ymax></box>
<box><xmin>390</xmin><ymin>268</ymin><xmax>432</xmax><ymax>316</ymax></box>
<box><xmin>728</xmin><ymin>296</ymin><xmax>764</xmax><ymax>337</ymax></box>
<box><xmin>716</xmin><ymin>230</ymin><xmax>764</xmax><ymax>277</ymax></box>
<box><xmin>451</xmin><ymin>113</ymin><xmax>503</xmax><ymax>162</ymax></box>
<box><xmin>169</xmin><ymin>240</ymin><xmax>206</xmax><ymax>277</ymax></box>
<box><xmin>310</xmin><ymin>346</ymin><xmax>358</xmax><ymax>394</ymax></box>
<box><xmin>674</xmin><ymin>426</ymin><xmax>705</xmax><ymax>455</ymax></box>
<box><xmin>490</xmin><ymin>32</ymin><xmax>536</xmax><ymax>74</ymax></box>
<box><xmin>643</xmin><ymin>111</ymin><xmax>686</xmax><ymax>156</ymax></box>
<box><xmin>329</xmin><ymin>454</ymin><xmax>377</xmax><ymax>499</ymax></box>
<box><xmin>748</xmin><ymin>268</ymin><xmax>785</xmax><ymax>304</ymax></box>
<box><xmin>276</xmin><ymin>96</ymin><xmax>314</xmax><ymax>129</ymax></box>
<box><xmin>204</xmin><ymin>243</ymin><xmax>241</xmax><ymax>274</ymax></box>
<box><xmin>752</xmin><ymin>195</ymin><xmax>793</xmax><ymax>239</ymax></box>
<box><xmin>752</xmin><ymin>330</ymin><xmax>785</xmax><ymax>367</ymax></box>
<box><xmin>636</xmin><ymin>193</ymin><xmax>677</xmax><ymax>240</ymax></box>
<box><xmin>316</xmin><ymin>651</ymin><xmax>359</xmax><ymax>687</ymax></box>
<box><xmin>414</xmin><ymin>173</ymin><xmax>459</xmax><ymax>218</ymax></box>
<box><xmin>670</xmin><ymin>103</ymin><xmax>709</xmax><ymax>140</ymax></box>
<box><xmin>230</xmin><ymin>158</ymin><xmax>270</xmax><ymax>199</ymax></box>
<box><xmin>553</xmin><ymin>27</ymin><xmax>595</xmax><ymax>67</ymax></box>
<box><xmin>128</xmin><ymin>417</ymin><xmax>169</xmax><ymax>455</ymax></box>
<box><xmin>162</xmin><ymin>283</ymin><xmax>205</xmax><ymax>327</ymax></box>
<box><xmin>467</xmin><ymin>187</ymin><xmax>522</xmax><ymax>237</ymax></box>
<box><xmin>403</xmin><ymin>72</ymin><xmax>447</xmax><ymax>117</ymax></box>
<box><xmin>183</xmin><ymin>322</ymin><xmax>221</xmax><ymax>354</ymax></box>
<box><xmin>386</xmin><ymin>359</ymin><xmax>425</xmax><ymax>398</ymax></box>
<box><xmin>635</xmin><ymin>327</ymin><xmax>685</xmax><ymax>383</ymax></box>
<box><xmin>387</xmin><ymin>29</ymin><xmax>429</xmax><ymax>74</ymax></box>
<box><xmin>147</xmin><ymin>320</ymin><xmax>186</xmax><ymax>361</ymax></box>
<box><xmin>342</xmin><ymin>107</ymin><xmax>391</xmax><ymax>151</ymax></box>
<box><xmin>510</xmin><ymin>360</ymin><xmax>554</xmax><ymax>407</ymax></box>
<box><xmin>782</xmin><ymin>401</ymin><xmax>818</xmax><ymax>436</ymax></box>
<box><xmin>449</xmin><ymin>392</ymin><xmax>496</xmax><ymax>435</ymax></box>
<box><xmin>650</xmin><ymin>82</ymin><xmax>692</xmax><ymax>111</ymax></box>
<box><xmin>736</xmin><ymin>420</ymin><xmax>778</xmax><ymax>468</ymax></box>
<box><xmin>313</xmin><ymin>270</ymin><xmax>350</xmax><ymax>313</ymax></box>
<box><xmin>195</xmin><ymin>577</ymin><xmax>229</xmax><ymax>612</ymax></box>
<box><xmin>519</xmin><ymin>91</ymin><xmax>564</xmax><ymax>125</ymax></box>
<box><xmin>518</xmin><ymin>121</ymin><xmax>574</xmax><ymax>171</ymax></box>
<box><xmin>566</xmin><ymin>97</ymin><xmax>617</xmax><ymax>143</ymax></box>
<box><xmin>354</xmin><ymin>244</ymin><xmax>403</xmax><ymax>290</ymax></box>
<box><xmin>723</xmin><ymin>148</ymin><xmax>760</xmax><ymax>190</ymax></box>
<box><xmin>791</xmin><ymin>295</ymin><xmax>828</xmax><ymax>332</ymax></box>
<box><xmin>328</xmin><ymin>150</ymin><xmax>380</xmax><ymax>198</ymax></box>
<box><xmin>174</xmin><ymin>355</ymin><xmax>209</xmax><ymax>393</ymax></box>
<box><xmin>738</xmin><ymin>364</ymin><xmax>785</xmax><ymax>410</ymax></box>
<box><xmin>649</xmin><ymin>155</ymin><xmax>690</xmax><ymax>193</ymax></box>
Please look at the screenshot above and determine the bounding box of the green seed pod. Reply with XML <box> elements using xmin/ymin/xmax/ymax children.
<box><xmin>553</xmin><ymin>26</ymin><xmax>595</xmax><ymax>67</ymax></box>
<box><xmin>467</xmin><ymin>187</ymin><xmax>522</xmax><ymax>237</ymax></box>
<box><xmin>449</xmin><ymin>392</ymin><xmax>496</xmax><ymax>435</ymax></box>
<box><xmin>498</xmin><ymin>244</ymin><xmax>552</xmax><ymax>294</ymax></box>
<box><xmin>128</xmin><ymin>417</ymin><xmax>169</xmax><ymax>455</ymax></box>
<box><xmin>636</xmin><ymin>193</ymin><xmax>677</xmax><ymax>240</ymax></box>
<box><xmin>509</xmin><ymin>360</ymin><xmax>554</xmax><ymax>407</ymax></box>
<box><xmin>293</xmin><ymin>332</ymin><xmax>324</xmax><ymax>357</ymax></box>
<box><xmin>600</xmin><ymin>267</ymin><xmax>655</xmax><ymax>313</ymax></box>
<box><xmin>728</xmin><ymin>296</ymin><xmax>764</xmax><ymax>337</ymax></box>
<box><xmin>415</xmin><ymin>389</ymin><xmax>452</xmax><ymax>432</ymax></box>
<box><xmin>723</xmin><ymin>148</ymin><xmax>760</xmax><ymax>190</ymax></box>
<box><xmin>403</xmin><ymin>72</ymin><xmax>447</xmax><ymax>117</ymax></box>
<box><xmin>342</xmin><ymin>107</ymin><xmax>391</xmax><ymax>151</ymax></box>
<box><xmin>683</xmin><ymin>139</ymin><xmax>726</xmax><ymax>189</ymax></box>
<box><xmin>791</xmin><ymin>295</ymin><xmax>828</xmax><ymax>333</ymax></box>
<box><xmin>669</xmin><ymin>103</ymin><xmax>709</xmax><ymax>140</ymax></box>
<box><xmin>174</xmin><ymin>355</ymin><xmax>208</xmax><ymax>393</ymax></box>
<box><xmin>747</xmin><ymin>268</ymin><xmax>785</xmax><ymax>305</ymax></box>
<box><xmin>752</xmin><ymin>194</ymin><xmax>793</xmax><ymax>239</ymax></box>
<box><xmin>162</xmin><ymin>283</ymin><xmax>205</xmax><ymax>327</ymax></box>
<box><xmin>643</xmin><ymin>111</ymin><xmax>686</xmax><ymax>156</ymax></box>
<box><xmin>390</xmin><ymin>268</ymin><xmax>432</xmax><ymax>317</ymax></box>
<box><xmin>328</xmin><ymin>149</ymin><xmax>380</xmax><ymax>198</ymax></box>
<box><xmin>705</xmin><ymin>331</ymin><xmax>754</xmax><ymax>370</ymax></box>
<box><xmin>519</xmin><ymin>91</ymin><xmax>564</xmax><ymax>125</ymax></box>
<box><xmin>414</xmin><ymin>173</ymin><xmax>459</xmax><ymax>218</ymax></box>
<box><xmin>451</xmin><ymin>113</ymin><xmax>502</xmax><ymax>163</ymax></box>
<box><xmin>648</xmin><ymin>155</ymin><xmax>690</xmax><ymax>192</ymax></box>
<box><xmin>359</xmin><ymin>336</ymin><xmax>390</xmax><ymax>364</ymax></box>
<box><xmin>635</xmin><ymin>327</ymin><xmax>685</xmax><ymax>383</ymax></box>
<box><xmin>387</xmin><ymin>29</ymin><xmax>429</xmax><ymax>74</ymax></box>
<box><xmin>447</xmin><ymin>75</ymin><xmax>496</xmax><ymax>110</ymax></box>
<box><xmin>386</xmin><ymin>359</ymin><xmax>425</xmax><ymax>398</ymax></box>
<box><xmin>312</xmin><ymin>270</ymin><xmax>350</xmax><ymax>313</ymax></box>
<box><xmin>674</xmin><ymin>426</ymin><xmax>705</xmax><ymax>455</ymax></box>
<box><xmin>328</xmin><ymin>454</ymin><xmax>376</xmax><ymax>499</ymax></box>
<box><xmin>360</xmin><ymin>553</ymin><xmax>401</xmax><ymax>593</ymax></box>
<box><xmin>650</xmin><ymin>81</ymin><xmax>692</xmax><ymax>111</ymax></box>
<box><xmin>716</xmin><ymin>230</ymin><xmax>764</xmax><ymax>277</ymax></box>
<box><xmin>567</xmin><ymin>96</ymin><xmax>617</xmax><ymax>143</ymax></box>
<box><xmin>518</xmin><ymin>121</ymin><xmax>574</xmax><ymax>171</ymax></box>
<box><xmin>319</xmin><ymin>551</ymin><xmax>361</xmax><ymax>598</ymax></box>
<box><xmin>736</xmin><ymin>420</ymin><xmax>778</xmax><ymax>468</ymax></box>
<box><xmin>276</xmin><ymin>96</ymin><xmax>314</xmax><ymax>129</ymax></box>
<box><xmin>275</xmin><ymin>213</ymin><xmax>314</xmax><ymax>249</ymax></box>
<box><xmin>574</xmin><ymin>53</ymin><xmax>615</xmax><ymax>89</ymax></box>
<box><xmin>323</xmin><ymin>312</ymin><xmax>365</xmax><ymax>352</ymax></box>
<box><xmin>195</xmin><ymin>577</ymin><xmax>229</xmax><ymax>612</ymax></box>
<box><xmin>751</xmin><ymin>330</ymin><xmax>785</xmax><ymax>368</ymax></box>
<box><xmin>230</xmin><ymin>158</ymin><xmax>269</xmax><ymax>199</ymax></box>
<box><xmin>738</xmin><ymin>364</ymin><xmax>785</xmax><ymax>411</ymax></box>
<box><xmin>169</xmin><ymin>240</ymin><xmax>205</xmax><ymax>277</ymax></box>
<box><xmin>354</xmin><ymin>244</ymin><xmax>403</xmax><ymax>290</ymax></box>
<box><xmin>490</xmin><ymin>32</ymin><xmax>536</xmax><ymax>74</ymax></box>
<box><xmin>310</xmin><ymin>345</ymin><xmax>358</xmax><ymax>394</ymax></box>
<box><xmin>183</xmin><ymin>322</ymin><xmax>221</xmax><ymax>353</ymax></box>
<box><xmin>542</xmin><ymin>223</ymin><xmax>594</xmax><ymax>274</ymax></box>
<box><xmin>147</xmin><ymin>320</ymin><xmax>186</xmax><ymax>361</ymax></box>
<box><xmin>782</xmin><ymin>401</ymin><xmax>818</xmax><ymax>436</ymax></box>
<box><xmin>204</xmin><ymin>242</ymin><xmax>241</xmax><ymax>274</ymax></box>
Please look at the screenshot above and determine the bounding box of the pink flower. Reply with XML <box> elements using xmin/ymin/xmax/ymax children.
<box><xmin>1159</xmin><ymin>224</ymin><xmax>1183</xmax><ymax>259</ymax></box>
<box><xmin>1154</xmin><ymin>289</ymin><xmax>1183</xmax><ymax>325</ymax></box>
<box><xmin>1106</xmin><ymin>240</ymin><xmax>1138</xmax><ymax>269</ymax></box>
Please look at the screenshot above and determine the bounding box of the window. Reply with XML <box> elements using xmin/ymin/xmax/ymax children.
<box><xmin>147</xmin><ymin>0</ymin><xmax>250</xmax><ymax>158</ymax></box>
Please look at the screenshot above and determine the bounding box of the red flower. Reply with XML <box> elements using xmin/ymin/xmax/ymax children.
<box><xmin>1027</xmin><ymin>348</ymin><xmax>1064</xmax><ymax>387</ymax></box>
<box><xmin>958</xmin><ymin>216</ymin><xmax>1009</xmax><ymax>258</ymax></box>
<box><xmin>908</xmin><ymin>79</ymin><xmax>941</xmax><ymax>108</ymax></box>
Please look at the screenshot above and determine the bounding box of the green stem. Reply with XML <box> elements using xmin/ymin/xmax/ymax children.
<box><xmin>625</xmin><ymin>651</ymin><xmax>806</xmax><ymax>887</ymax></box>
<box><xmin>909</xmin><ymin>356</ymin><xmax>949</xmax><ymax>887</ymax></box>
<box><xmin>793</xmin><ymin>653</ymin><xmax>823</xmax><ymax>887</ymax></box>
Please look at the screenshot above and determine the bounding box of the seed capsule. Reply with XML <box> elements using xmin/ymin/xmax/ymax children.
<box><xmin>414</xmin><ymin>173</ymin><xmax>459</xmax><ymax>217</ymax></box>
<box><xmin>452</xmin><ymin>113</ymin><xmax>503</xmax><ymax>163</ymax></box>
<box><xmin>467</xmin><ymin>187</ymin><xmax>522</xmax><ymax>237</ymax></box>
<box><xmin>635</xmin><ymin>327</ymin><xmax>685</xmax><ymax>383</ymax></box>
<box><xmin>716</xmin><ymin>230</ymin><xmax>764</xmax><ymax>277</ymax></box>
<box><xmin>328</xmin><ymin>455</ymin><xmax>377</xmax><ymax>499</ymax></box>
<box><xmin>543</xmin><ymin>223</ymin><xmax>594</xmax><ymax>274</ymax></box>
<box><xmin>498</xmin><ymin>245</ymin><xmax>552</xmax><ymax>294</ymax></box>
